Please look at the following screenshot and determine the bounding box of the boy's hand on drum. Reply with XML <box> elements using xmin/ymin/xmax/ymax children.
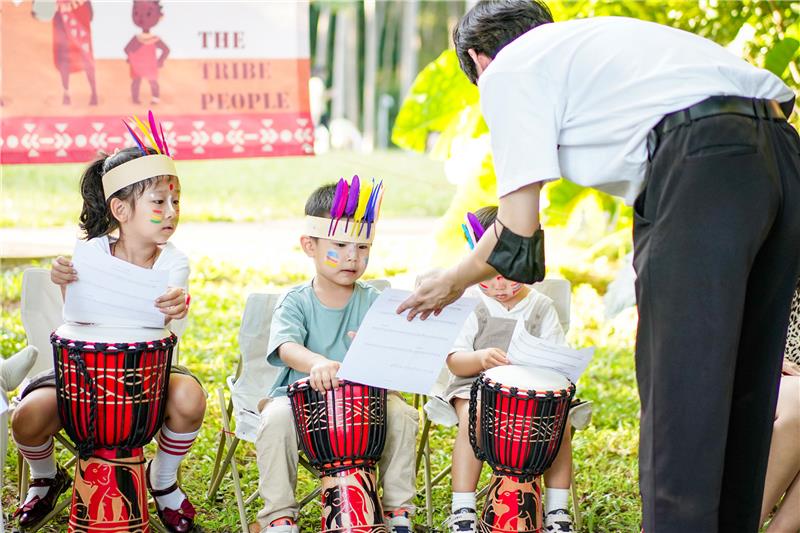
<box><xmin>479</xmin><ymin>348</ymin><xmax>509</xmax><ymax>370</ymax></box>
<box><xmin>156</xmin><ymin>287</ymin><xmax>188</xmax><ymax>321</ymax></box>
<box><xmin>309</xmin><ymin>358</ymin><xmax>341</xmax><ymax>392</ymax></box>
<box><xmin>51</xmin><ymin>256</ymin><xmax>77</xmax><ymax>286</ymax></box>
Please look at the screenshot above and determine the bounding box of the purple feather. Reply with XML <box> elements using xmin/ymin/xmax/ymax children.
<box><xmin>467</xmin><ymin>212</ymin><xmax>485</xmax><ymax>242</ymax></box>
<box><xmin>330</xmin><ymin>179</ymin><xmax>348</xmax><ymax>235</ymax></box>
<box><xmin>364</xmin><ymin>179</ymin><xmax>383</xmax><ymax>238</ymax></box>
<box><xmin>148</xmin><ymin>110</ymin><xmax>164</xmax><ymax>154</ymax></box>
<box><xmin>159</xmin><ymin>122</ymin><xmax>171</xmax><ymax>157</ymax></box>
<box><xmin>344</xmin><ymin>175</ymin><xmax>360</xmax><ymax>231</ymax></box>
<box><xmin>123</xmin><ymin>120</ymin><xmax>147</xmax><ymax>155</ymax></box>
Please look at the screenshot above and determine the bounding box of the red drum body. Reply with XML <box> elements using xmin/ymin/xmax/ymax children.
<box><xmin>288</xmin><ymin>378</ymin><xmax>387</xmax><ymax>533</ymax></box>
<box><xmin>470</xmin><ymin>366</ymin><xmax>574</xmax><ymax>533</ymax></box>
<box><xmin>52</xmin><ymin>325</ymin><xmax>174</xmax><ymax>533</ymax></box>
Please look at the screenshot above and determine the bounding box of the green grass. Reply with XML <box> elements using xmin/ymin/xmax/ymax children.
<box><xmin>1</xmin><ymin>150</ymin><xmax>452</xmax><ymax>227</ymax></box>
<box><xmin>1</xmin><ymin>258</ymin><xmax>643</xmax><ymax>532</ymax></box>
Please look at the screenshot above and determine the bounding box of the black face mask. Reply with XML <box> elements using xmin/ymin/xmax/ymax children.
<box><xmin>486</xmin><ymin>225</ymin><xmax>545</xmax><ymax>284</ymax></box>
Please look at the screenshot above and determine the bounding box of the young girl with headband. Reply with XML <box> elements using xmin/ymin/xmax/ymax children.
<box><xmin>12</xmin><ymin>118</ymin><xmax>205</xmax><ymax>533</ymax></box>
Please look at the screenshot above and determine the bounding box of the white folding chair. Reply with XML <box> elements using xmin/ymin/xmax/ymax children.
<box><xmin>416</xmin><ymin>279</ymin><xmax>593</xmax><ymax>530</ymax></box>
<box><xmin>15</xmin><ymin>267</ymin><xmax>173</xmax><ymax>532</ymax></box>
<box><xmin>207</xmin><ymin>279</ymin><xmax>390</xmax><ymax>533</ymax></box>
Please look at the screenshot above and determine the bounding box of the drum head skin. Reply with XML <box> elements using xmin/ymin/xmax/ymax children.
<box><xmin>483</xmin><ymin>365</ymin><xmax>570</xmax><ymax>392</ymax></box>
<box><xmin>54</xmin><ymin>324</ymin><xmax>172</xmax><ymax>344</ymax></box>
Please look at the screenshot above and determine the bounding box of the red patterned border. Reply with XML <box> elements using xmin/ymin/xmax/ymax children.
<box><xmin>0</xmin><ymin>113</ymin><xmax>314</xmax><ymax>164</ymax></box>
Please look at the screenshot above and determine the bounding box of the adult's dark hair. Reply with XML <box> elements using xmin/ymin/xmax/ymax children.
<box><xmin>304</xmin><ymin>183</ymin><xmax>336</xmax><ymax>218</ymax></box>
<box><xmin>454</xmin><ymin>0</ymin><xmax>553</xmax><ymax>84</ymax></box>
<box><xmin>79</xmin><ymin>146</ymin><xmax>165</xmax><ymax>239</ymax></box>
<box><xmin>474</xmin><ymin>205</ymin><xmax>498</xmax><ymax>233</ymax></box>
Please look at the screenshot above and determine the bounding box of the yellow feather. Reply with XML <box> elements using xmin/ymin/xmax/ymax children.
<box><xmin>133</xmin><ymin>115</ymin><xmax>161</xmax><ymax>154</ymax></box>
<box><xmin>352</xmin><ymin>180</ymin><xmax>373</xmax><ymax>235</ymax></box>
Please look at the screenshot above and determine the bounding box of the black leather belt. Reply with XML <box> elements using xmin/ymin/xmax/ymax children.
<box><xmin>647</xmin><ymin>95</ymin><xmax>787</xmax><ymax>159</ymax></box>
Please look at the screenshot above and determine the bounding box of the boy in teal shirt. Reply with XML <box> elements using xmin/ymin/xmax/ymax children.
<box><xmin>254</xmin><ymin>180</ymin><xmax>419</xmax><ymax>533</ymax></box>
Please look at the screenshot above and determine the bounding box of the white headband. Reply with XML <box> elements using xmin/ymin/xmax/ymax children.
<box><xmin>304</xmin><ymin>216</ymin><xmax>377</xmax><ymax>244</ymax></box>
<box><xmin>102</xmin><ymin>154</ymin><xmax>178</xmax><ymax>200</ymax></box>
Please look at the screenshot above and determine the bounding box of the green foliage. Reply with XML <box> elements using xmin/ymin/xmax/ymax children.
<box><xmin>0</xmin><ymin>150</ymin><xmax>453</xmax><ymax>228</ymax></box>
<box><xmin>1</xmin><ymin>256</ymin><xmax>643</xmax><ymax>532</ymax></box>
<box><xmin>391</xmin><ymin>1</ymin><xmax>798</xmax><ymax>278</ymax></box>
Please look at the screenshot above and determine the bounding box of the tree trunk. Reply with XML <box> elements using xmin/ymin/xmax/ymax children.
<box><xmin>399</xmin><ymin>0</ymin><xmax>419</xmax><ymax>99</ymax></box>
<box><xmin>362</xmin><ymin>0</ymin><xmax>377</xmax><ymax>152</ymax></box>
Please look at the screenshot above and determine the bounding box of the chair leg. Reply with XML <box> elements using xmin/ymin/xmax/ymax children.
<box><xmin>208</xmin><ymin>390</ymin><xmax>235</xmax><ymax>499</ymax></box>
<box><xmin>571</xmin><ymin>470</ymin><xmax>582</xmax><ymax>531</ymax></box>
<box><xmin>215</xmin><ymin>389</ymin><xmax>249</xmax><ymax>533</ymax></box>
<box><xmin>424</xmin><ymin>433</ymin><xmax>433</xmax><ymax>529</ymax></box>
<box><xmin>415</xmin><ymin>417</ymin><xmax>432</xmax><ymax>475</ymax></box>
<box><xmin>206</xmin><ymin>389</ymin><xmax>239</xmax><ymax>500</ymax></box>
<box><xmin>19</xmin><ymin>451</ymin><xmax>29</xmax><ymax>505</ymax></box>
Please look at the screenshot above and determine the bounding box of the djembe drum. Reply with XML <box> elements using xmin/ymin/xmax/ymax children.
<box><xmin>470</xmin><ymin>366</ymin><xmax>575</xmax><ymax>533</ymax></box>
<box><xmin>288</xmin><ymin>378</ymin><xmax>388</xmax><ymax>533</ymax></box>
<box><xmin>52</xmin><ymin>324</ymin><xmax>174</xmax><ymax>533</ymax></box>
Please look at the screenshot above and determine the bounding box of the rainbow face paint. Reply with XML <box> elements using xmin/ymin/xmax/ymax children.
<box><xmin>150</xmin><ymin>208</ymin><xmax>163</xmax><ymax>224</ymax></box>
<box><xmin>325</xmin><ymin>250</ymin><xmax>340</xmax><ymax>268</ymax></box>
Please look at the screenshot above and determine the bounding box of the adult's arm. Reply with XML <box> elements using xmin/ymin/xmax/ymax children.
<box><xmin>397</xmin><ymin>182</ymin><xmax>542</xmax><ymax>320</ymax></box>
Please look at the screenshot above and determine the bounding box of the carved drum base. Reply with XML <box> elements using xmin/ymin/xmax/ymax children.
<box><xmin>68</xmin><ymin>448</ymin><xmax>150</xmax><ymax>533</ymax></box>
<box><xmin>320</xmin><ymin>468</ymin><xmax>388</xmax><ymax>533</ymax></box>
<box><xmin>478</xmin><ymin>474</ymin><xmax>543</xmax><ymax>533</ymax></box>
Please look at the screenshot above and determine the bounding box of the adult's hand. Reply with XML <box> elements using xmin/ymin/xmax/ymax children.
<box><xmin>397</xmin><ymin>269</ymin><xmax>465</xmax><ymax>321</ymax></box>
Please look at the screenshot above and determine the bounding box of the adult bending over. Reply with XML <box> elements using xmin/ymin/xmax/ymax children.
<box><xmin>398</xmin><ymin>2</ymin><xmax>799</xmax><ymax>532</ymax></box>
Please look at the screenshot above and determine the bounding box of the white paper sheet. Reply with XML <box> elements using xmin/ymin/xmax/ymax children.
<box><xmin>63</xmin><ymin>240</ymin><xmax>169</xmax><ymax>327</ymax></box>
<box><xmin>507</xmin><ymin>320</ymin><xmax>595</xmax><ymax>383</ymax></box>
<box><xmin>338</xmin><ymin>289</ymin><xmax>478</xmax><ymax>395</ymax></box>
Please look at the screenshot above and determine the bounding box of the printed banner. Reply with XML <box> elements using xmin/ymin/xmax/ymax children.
<box><xmin>1</xmin><ymin>0</ymin><xmax>313</xmax><ymax>163</ymax></box>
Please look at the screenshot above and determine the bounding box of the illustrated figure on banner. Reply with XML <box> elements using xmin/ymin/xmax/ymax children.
<box><xmin>125</xmin><ymin>0</ymin><xmax>169</xmax><ymax>105</ymax></box>
<box><xmin>32</xmin><ymin>0</ymin><xmax>98</xmax><ymax>106</ymax></box>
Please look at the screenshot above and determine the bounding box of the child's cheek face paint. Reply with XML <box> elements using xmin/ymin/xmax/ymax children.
<box><xmin>150</xmin><ymin>208</ymin><xmax>163</xmax><ymax>224</ymax></box>
<box><xmin>509</xmin><ymin>282</ymin><xmax>522</xmax><ymax>296</ymax></box>
<box><xmin>478</xmin><ymin>282</ymin><xmax>490</xmax><ymax>293</ymax></box>
<box><xmin>325</xmin><ymin>250</ymin><xmax>339</xmax><ymax>268</ymax></box>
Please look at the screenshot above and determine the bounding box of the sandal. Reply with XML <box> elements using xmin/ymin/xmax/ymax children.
<box><xmin>14</xmin><ymin>465</ymin><xmax>71</xmax><ymax>529</ymax></box>
<box><xmin>146</xmin><ymin>461</ymin><xmax>197</xmax><ymax>533</ymax></box>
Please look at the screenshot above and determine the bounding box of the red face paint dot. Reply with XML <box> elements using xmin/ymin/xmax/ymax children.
<box><xmin>169</xmin><ymin>183</ymin><xmax>174</xmax><ymax>190</ymax></box>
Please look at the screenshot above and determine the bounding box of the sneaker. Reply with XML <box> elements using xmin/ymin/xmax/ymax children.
<box><xmin>385</xmin><ymin>508</ymin><xmax>413</xmax><ymax>533</ymax></box>
<box><xmin>544</xmin><ymin>508</ymin><xmax>575</xmax><ymax>533</ymax></box>
<box><xmin>260</xmin><ymin>517</ymin><xmax>299</xmax><ymax>533</ymax></box>
<box><xmin>443</xmin><ymin>507</ymin><xmax>477</xmax><ymax>533</ymax></box>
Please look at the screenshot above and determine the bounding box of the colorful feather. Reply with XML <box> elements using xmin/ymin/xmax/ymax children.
<box><xmin>364</xmin><ymin>180</ymin><xmax>383</xmax><ymax>238</ymax></box>
<box><xmin>344</xmin><ymin>175</ymin><xmax>360</xmax><ymax>231</ymax></box>
<box><xmin>159</xmin><ymin>122</ymin><xmax>171</xmax><ymax>157</ymax></box>
<box><xmin>462</xmin><ymin>223</ymin><xmax>476</xmax><ymax>250</ymax></box>
<box><xmin>353</xmin><ymin>179</ymin><xmax>373</xmax><ymax>236</ymax></box>
<box><xmin>123</xmin><ymin>120</ymin><xmax>147</xmax><ymax>155</ymax></box>
<box><xmin>148</xmin><ymin>110</ymin><xmax>164</xmax><ymax>154</ymax></box>
<box><xmin>132</xmin><ymin>115</ymin><xmax>161</xmax><ymax>154</ymax></box>
<box><xmin>463</xmin><ymin>213</ymin><xmax>479</xmax><ymax>248</ymax></box>
<box><xmin>329</xmin><ymin>178</ymin><xmax>349</xmax><ymax>235</ymax></box>
<box><xmin>467</xmin><ymin>212</ymin><xmax>485</xmax><ymax>242</ymax></box>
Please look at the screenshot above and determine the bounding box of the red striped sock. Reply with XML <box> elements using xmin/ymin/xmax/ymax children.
<box><xmin>17</xmin><ymin>438</ymin><xmax>56</xmax><ymax>479</ymax></box>
<box><xmin>150</xmin><ymin>426</ymin><xmax>199</xmax><ymax>510</ymax></box>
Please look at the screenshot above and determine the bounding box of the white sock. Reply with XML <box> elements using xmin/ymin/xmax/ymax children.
<box><xmin>451</xmin><ymin>491</ymin><xmax>477</xmax><ymax>513</ymax></box>
<box><xmin>17</xmin><ymin>438</ymin><xmax>56</xmax><ymax>504</ymax></box>
<box><xmin>150</xmin><ymin>425</ymin><xmax>199</xmax><ymax>510</ymax></box>
<box><xmin>545</xmin><ymin>487</ymin><xmax>570</xmax><ymax>514</ymax></box>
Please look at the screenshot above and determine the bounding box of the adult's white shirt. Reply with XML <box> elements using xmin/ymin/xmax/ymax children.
<box><xmin>478</xmin><ymin>16</ymin><xmax>795</xmax><ymax>204</ymax></box>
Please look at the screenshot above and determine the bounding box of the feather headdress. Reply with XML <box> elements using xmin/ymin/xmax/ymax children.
<box><xmin>305</xmin><ymin>175</ymin><xmax>385</xmax><ymax>244</ymax></box>
<box><xmin>102</xmin><ymin>110</ymin><xmax>176</xmax><ymax>200</ymax></box>
<box><xmin>462</xmin><ymin>211</ymin><xmax>486</xmax><ymax>250</ymax></box>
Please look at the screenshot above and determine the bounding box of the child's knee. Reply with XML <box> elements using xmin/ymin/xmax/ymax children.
<box><xmin>257</xmin><ymin>398</ymin><xmax>295</xmax><ymax>442</ymax></box>
<box><xmin>167</xmin><ymin>377</ymin><xmax>206</xmax><ymax>424</ymax></box>
<box><xmin>12</xmin><ymin>390</ymin><xmax>59</xmax><ymax>442</ymax></box>
<box><xmin>387</xmin><ymin>394</ymin><xmax>419</xmax><ymax>428</ymax></box>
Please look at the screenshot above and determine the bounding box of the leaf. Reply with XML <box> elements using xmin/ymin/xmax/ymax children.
<box><xmin>764</xmin><ymin>37</ymin><xmax>799</xmax><ymax>77</ymax></box>
<box><xmin>391</xmin><ymin>50</ymin><xmax>481</xmax><ymax>155</ymax></box>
